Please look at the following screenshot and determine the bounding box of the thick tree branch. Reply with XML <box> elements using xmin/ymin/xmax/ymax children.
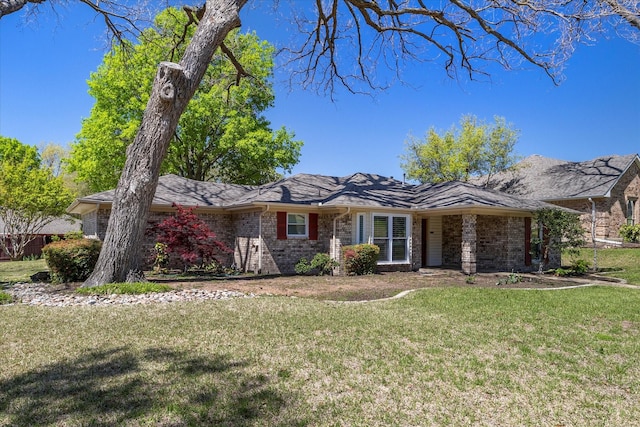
<box><xmin>0</xmin><ymin>0</ymin><xmax>43</xmax><ymax>18</ymax></box>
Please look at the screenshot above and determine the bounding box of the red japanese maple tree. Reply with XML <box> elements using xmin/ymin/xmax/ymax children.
<box><xmin>151</xmin><ymin>203</ymin><xmax>232</xmax><ymax>270</ymax></box>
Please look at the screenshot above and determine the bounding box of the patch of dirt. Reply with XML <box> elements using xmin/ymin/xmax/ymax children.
<box><xmin>150</xmin><ymin>270</ymin><xmax>595</xmax><ymax>301</ymax></box>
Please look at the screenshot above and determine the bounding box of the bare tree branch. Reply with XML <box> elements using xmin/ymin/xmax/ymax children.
<box><xmin>278</xmin><ymin>0</ymin><xmax>639</xmax><ymax>95</ymax></box>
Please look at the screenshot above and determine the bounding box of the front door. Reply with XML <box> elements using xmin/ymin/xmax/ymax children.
<box><xmin>425</xmin><ymin>216</ymin><xmax>442</xmax><ymax>267</ymax></box>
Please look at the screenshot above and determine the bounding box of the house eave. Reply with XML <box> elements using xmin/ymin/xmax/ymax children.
<box><xmin>413</xmin><ymin>206</ymin><xmax>539</xmax><ymax>217</ymax></box>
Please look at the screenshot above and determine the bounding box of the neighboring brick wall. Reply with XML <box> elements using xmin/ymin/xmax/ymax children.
<box><xmin>550</xmin><ymin>161</ymin><xmax>640</xmax><ymax>240</ymax></box>
<box><xmin>610</xmin><ymin>161</ymin><xmax>640</xmax><ymax>236</ymax></box>
<box><xmin>81</xmin><ymin>211</ymin><xmax>98</xmax><ymax>236</ymax></box>
<box><xmin>552</xmin><ymin>198</ymin><xmax>609</xmax><ymax>241</ymax></box>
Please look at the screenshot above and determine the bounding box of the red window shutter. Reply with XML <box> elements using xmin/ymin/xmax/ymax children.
<box><xmin>277</xmin><ymin>211</ymin><xmax>287</xmax><ymax>240</ymax></box>
<box><xmin>309</xmin><ymin>213</ymin><xmax>319</xmax><ymax>240</ymax></box>
<box><xmin>524</xmin><ymin>217</ymin><xmax>532</xmax><ymax>266</ymax></box>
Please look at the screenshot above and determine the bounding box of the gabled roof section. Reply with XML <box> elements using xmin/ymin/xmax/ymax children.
<box><xmin>479</xmin><ymin>154</ymin><xmax>640</xmax><ymax>200</ymax></box>
<box><xmin>412</xmin><ymin>181</ymin><xmax>560</xmax><ymax>212</ymax></box>
<box><xmin>68</xmin><ymin>174</ymin><xmax>255</xmax><ymax>214</ymax></box>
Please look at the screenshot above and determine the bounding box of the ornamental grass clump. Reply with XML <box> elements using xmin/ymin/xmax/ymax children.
<box><xmin>342</xmin><ymin>244</ymin><xmax>379</xmax><ymax>275</ymax></box>
<box><xmin>42</xmin><ymin>238</ymin><xmax>102</xmax><ymax>283</ymax></box>
<box><xmin>75</xmin><ymin>282</ymin><xmax>172</xmax><ymax>295</ymax></box>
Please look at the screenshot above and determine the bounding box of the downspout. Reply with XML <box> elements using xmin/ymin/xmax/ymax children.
<box><xmin>589</xmin><ymin>198</ymin><xmax>598</xmax><ymax>271</ymax></box>
<box><xmin>332</xmin><ymin>207</ymin><xmax>351</xmax><ymax>264</ymax></box>
<box><xmin>258</xmin><ymin>205</ymin><xmax>270</xmax><ymax>274</ymax></box>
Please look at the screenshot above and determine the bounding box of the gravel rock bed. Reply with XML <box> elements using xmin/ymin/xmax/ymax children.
<box><xmin>4</xmin><ymin>283</ymin><xmax>254</xmax><ymax>307</ymax></box>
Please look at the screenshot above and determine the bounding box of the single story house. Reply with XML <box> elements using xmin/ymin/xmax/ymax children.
<box><xmin>0</xmin><ymin>215</ymin><xmax>82</xmax><ymax>261</ymax></box>
<box><xmin>477</xmin><ymin>154</ymin><xmax>640</xmax><ymax>244</ymax></box>
<box><xmin>68</xmin><ymin>172</ymin><xmax>564</xmax><ymax>275</ymax></box>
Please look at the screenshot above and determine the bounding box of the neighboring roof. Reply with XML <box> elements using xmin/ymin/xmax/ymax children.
<box><xmin>68</xmin><ymin>172</ymin><xmax>562</xmax><ymax>216</ymax></box>
<box><xmin>476</xmin><ymin>154</ymin><xmax>640</xmax><ymax>200</ymax></box>
<box><xmin>0</xmin><ymin>215</ymin><xmax>81</xmax><ymax>236</ymax></box>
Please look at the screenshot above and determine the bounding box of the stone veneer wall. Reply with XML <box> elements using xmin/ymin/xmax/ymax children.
<box><xmin>258</xmin><ymin>212</ymin><xmax>336</xmax><ymax>275</ymax></box>
<box><xmin>442</xmin><ymin>214</ymin><xmax>535</xmax><ymax>272</ymax></box>
<box><xmin>442</xmin><ymin>215</ymin><xmax>462</xmax><ymax>268</ymax></box>
<box><xmin>232</xmin><ymin>211</ymin><xmax>261</xmax><ymax>273</ymax></box>
<box><xmin>411</xmin><ymin>215</ymin><xmax>421</xmax><ymax>271</ymax></box>
<box><xmin>89</xmin><ymin>208</ymin><xmax>236</xmax><ymax>269</ymax></box>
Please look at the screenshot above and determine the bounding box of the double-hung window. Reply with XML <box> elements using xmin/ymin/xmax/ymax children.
<box><xmin>373</xmin><ymin>214</ymin><xmax>409</xmax><ymax>263</ymax></box>
<box><xmin>628</xmin><ymin>198</ymin><xmax>637</xmax><ymax>225</ymax></box>
<box><xmin>287</xmin><ymin>213</ymin><xmax>308</xmax><ymax>238</ymax></box>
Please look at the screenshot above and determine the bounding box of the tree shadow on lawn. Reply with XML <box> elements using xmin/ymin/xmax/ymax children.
<box><xmin>0</xmin><ymin>346</ymin><xmax>302</xmax><ymax>426</ymax></box>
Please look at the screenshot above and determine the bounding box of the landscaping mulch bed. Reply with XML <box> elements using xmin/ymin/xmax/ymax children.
<box><xmin>149</xmin><ymin>269</ymin><xmax>605</xmax><ymax>301</ymax></box>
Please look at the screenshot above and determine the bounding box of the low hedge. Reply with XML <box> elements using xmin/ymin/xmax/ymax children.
<box><xmin>42</xmin><ymin>238</ymin><xmax>102</xmax><ymax>283</ymax></box>
<box><xmin>342</xmin><ymin>244</ymin><xmax>379</xmax><ymax>275</ymax></box>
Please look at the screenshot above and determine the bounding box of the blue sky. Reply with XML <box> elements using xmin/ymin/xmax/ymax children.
<box><xmin>1</xmin><ymin>4</ymin><xmax>639</xmax><ymax>183</ymax></box>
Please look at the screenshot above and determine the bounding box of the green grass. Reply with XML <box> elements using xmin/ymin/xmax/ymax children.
<box><xmin>1</xmin><ymin>287</ymin><xmax>638</xmax><ymax>426</ymax></box>
<box><xmin>75</xmin><ymin>282</ymin><xmax>173</xmax><ymax>295</ymax></box>
<box><xmin>0</xmin><ymin>259</ymin><xmax>47</xmax><ymax>284</ymax></box>
<box><xmin>566</xmin><ymin>247</ymin><xmax>640</xmax><ymax>285</ymax></box>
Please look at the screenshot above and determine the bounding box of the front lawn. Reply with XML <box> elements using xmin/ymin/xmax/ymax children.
<box><xmin>1</xmin><ymin>286</ymin><xmax>638</xmax><ymax>426</ymax></box>
<box><xmin>0</xmin><ymin>259</ymin><xmax>47</xmax><ymax>284</ymax></box>
<box><xmin>566</xmin><ymin>247</ymin><xmax>640</xmax><ymax>285</ymax></box>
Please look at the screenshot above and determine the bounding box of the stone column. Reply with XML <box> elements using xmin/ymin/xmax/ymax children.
<box><xmin>461</xmin><ymin>214</ymin><xmax>477</xmax><ymax>275</ymax></box>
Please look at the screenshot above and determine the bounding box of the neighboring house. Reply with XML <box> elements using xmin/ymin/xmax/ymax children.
<box><xmin>68</xmin><ymin>173</ymin><xmax>563</xmax><ymax>275</ymax></box>
<box><xmin>477</xmin><ymin>154</ymin><xmax>640</xmax><ymax>244</ymax></box>
<box><xmin>0</xmin><ymin>215</ymin><xmax>82</xmax><ymax>261</ymax></box>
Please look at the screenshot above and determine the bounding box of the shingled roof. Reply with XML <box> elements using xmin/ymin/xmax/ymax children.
<box><xmin>477</xmin><ymin>154</ymin><xmax>640</xmax><ymax>201</ymax></box>
<box><xmin>69</xmin><ymin>172</ymin><xmax>560</xmax><ymax>215</ymax></box>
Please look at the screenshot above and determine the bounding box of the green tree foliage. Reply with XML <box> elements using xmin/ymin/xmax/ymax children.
<box><xmin>400</xmin><ymin>115</ymin><xmax>519</xmax><ymax>184</ymax></box>
<box><xmin>533</xmin><ymin>208</ymin><xmax>586</xmax><ymax>270</ymax></box>
<box><xmin>67</xmin><ymin>7</ymin><xmax>302</xmax><ymax>193</ymax></box>
<box><xmin>0</xmin><ymin>136</ymin><xmax>75</xmax><ymax>260</ymax></box>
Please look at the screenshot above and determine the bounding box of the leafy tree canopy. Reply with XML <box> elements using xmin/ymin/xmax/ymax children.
<box><xmin>0</xmin><ymin>136</ymin><xmax>40</xmax><ymax>169</ymax></box>
<box><xmin>67</xmin><ymin>7</ymin><xmax>303</xmax><ymax>193</ymax></box>
<box><xmin>533</xmin><ymin>208</ymin><xmax>586</xmax><ymax>270</ymax></box>
<box><xmin>400</xmin><ymin>115</ymin><xmax>520</xmax><ymax>185</ymax></box>
<box><xmin>0</xmin><ymin>136</ymin><xmax>75</xmax><ymax>260</ymax></box>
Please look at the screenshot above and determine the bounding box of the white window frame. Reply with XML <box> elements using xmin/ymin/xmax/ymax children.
<box><xmin>628</xmin><ymin>198</ymin><xmax>637</xmax><ymax>226</ymax></box>
<box><xmin>287</xmin><ymin>213</ymin><xmax>308</xmax><ymax>238</ymax></box>
<box><xmin>356</xmin><ymin>213</ymin><xmax>366</xmax><ymax>244</ymax></box>
<box><xmin>372</xmin><ymin>213</ymin><xmax>410</xmax><ymax>264</ymax></box>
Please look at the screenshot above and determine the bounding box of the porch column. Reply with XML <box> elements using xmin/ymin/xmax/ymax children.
<box><xmin>461</xmin><ymin>214</ymin><xmax>477</xmax><ymax>275</ymax></box>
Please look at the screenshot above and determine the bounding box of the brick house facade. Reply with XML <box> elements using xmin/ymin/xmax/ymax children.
<box><xmin>71</xmin><ymin>172</ymin><xmax>569</xmax><ymax>275</ymax></box>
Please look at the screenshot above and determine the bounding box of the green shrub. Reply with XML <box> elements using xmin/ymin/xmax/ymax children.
<box><xmin>342</xmin><ymin>244</ymin><xmax>379</xmax><ymax>275</ymax></box>
<box><xmin>570</xmin><ymin>259</ymin><xmax>590</xmax><ymax>275</ymax></box>
<box><xmin>63</xmin><ymin>231</ymin><xmax>85</xmax><ymax>240</ymax></box>
<box><xmin>294</xmin><ymin>257</ymin><xmax>313</xmax><ymax>275</ymax></box>
<box><xmin>76</xmin><ymin>282</ymin><xmax>172</xmax><ymax>295</ymax></box>
<box><xmin>42</xmin><ymin>238</ymin><xmax>102</xmax><ymax>283</ymax></box>
<box><xmin>295</xmin><ymin>253</ymin><xmax>338</xmax><ymax>276</ymax></box>
<box><xmin>619</xmin><ymin>224</ymin><xmax>640</xmax><ymax>243</ymax></box>
<box><xmin>0</xmin><ymin>290</ymin><xmax>13</xmax><ymax>305</ymax></box>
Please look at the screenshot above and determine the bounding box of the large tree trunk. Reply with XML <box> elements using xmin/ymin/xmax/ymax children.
<box><xmin>84</xmin><ymin>0</ymin><xmax>246</xmax><ymax>287</ymax></box>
